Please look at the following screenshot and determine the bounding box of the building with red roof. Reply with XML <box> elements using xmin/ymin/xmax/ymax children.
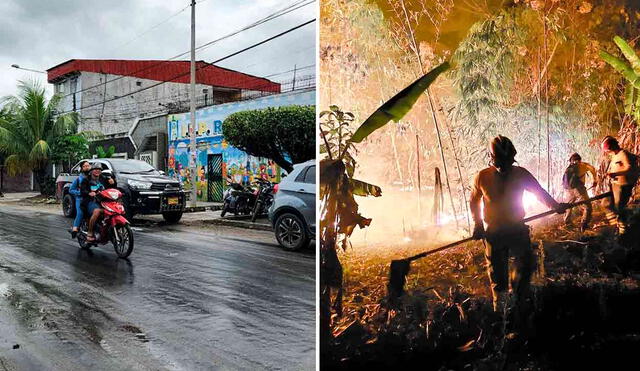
<box><xmin>46</xmin><ymin>59</ymin><xmax>281</xmax><ymax>158</ymax></box>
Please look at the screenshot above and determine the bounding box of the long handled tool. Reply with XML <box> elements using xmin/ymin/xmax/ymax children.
<box><xmin>387</xmin><ymin>192</ymin><xmax>612</xmax><ymax>298</ymax></box>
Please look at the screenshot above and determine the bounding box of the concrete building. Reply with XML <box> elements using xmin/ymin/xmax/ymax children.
<box><xmin>46</xmin><ymin>59</ymin><xmax>281</xmax><ymax>158</ymax></box>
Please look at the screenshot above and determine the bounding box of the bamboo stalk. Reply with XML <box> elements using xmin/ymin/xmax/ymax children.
<box><xmin>445</xmin><ymin>107</ymin><xmax>471</xmax><ymax>231</ymax></box>
<box><xmin>400</xmin><ymin>0</ymin><xmax>459</xmax><ymax>229</ymax></box>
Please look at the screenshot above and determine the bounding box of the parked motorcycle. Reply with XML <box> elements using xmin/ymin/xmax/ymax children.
<box><xmin>220</xmin><ymin>180</ymin><xmax>256</xmax><ymax>217</ymax></box>
<box><xmin>251</xmin><ymin>179</ymin><xmax>275</xmax><ymax>222</ymax></box>
<box><xmin>77</xmin><ymin>188</ymin><xmax>134</xmax><ymax>258</ymax></box>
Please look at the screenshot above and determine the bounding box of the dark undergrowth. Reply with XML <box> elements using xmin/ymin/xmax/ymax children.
<box><xmin>322</xmin><ymin>207</ymin><xmax>640</xmax><ymax>370</ymax></box>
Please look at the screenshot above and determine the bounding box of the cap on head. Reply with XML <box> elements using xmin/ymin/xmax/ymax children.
<box><xmin>569</xmin><ymin>153</ymin><xmax>581</xmax><ymax>162</ymax></box>
<box><xmin>601</xmin><ymin>136</ymin><xmax>620</xmax><ymax>151</ymax></box>
<box><xmin>90</xmin><ymin>164</ymin><xmax>102</xmax><ymax>171</ymax></box>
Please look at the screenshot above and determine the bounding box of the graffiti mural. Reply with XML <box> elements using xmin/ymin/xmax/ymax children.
<box><xmin>167</xmin><ymin>89</ymin><xmax>315</xmax><ymax>201</ymax></box>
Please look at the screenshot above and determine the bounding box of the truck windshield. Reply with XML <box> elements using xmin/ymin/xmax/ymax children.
<box><xmin>112</xmin><ymin>160</ymin><xmax>157</xmax><ymax>174</ymax></box>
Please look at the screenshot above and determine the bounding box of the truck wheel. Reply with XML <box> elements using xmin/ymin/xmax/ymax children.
<box><xmin>162</xmin><ymin>211</ymin><xmax>183</xmax><ymax>224</ymax></box>
<box><xmin>122</xmin><ymin>197</ymin><xmax>135</xmax><ymax>222</ymax></box>
<box><xmin>274</xmin><ymin>212</ymin><xmax>309</xmax><ymax>251</ymax></box>
<box><xmin>62</xmin><ymin>194</ymin><xmax>76</xmax><ymax>218</ymax></box>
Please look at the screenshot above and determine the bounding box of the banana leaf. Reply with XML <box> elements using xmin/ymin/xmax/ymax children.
<box><xmin>350</xmin><ymin>178</ymin><xmax>382</xmax><ymax>197</ymax></box>
<box><xmin>614</xmin><ymin>36</ymin><xmax>640</xmax><ymax>75</ymax></box>
<box><xmin>625</xmin><ymin>84</ymin><xmax>635</xmax><ymax>115</ymax></box>
<box><xmin>600</xmin><ymin>50</ymin><xmax>640</xmax><ymax>89</ymax></box>
<box><xmin>350</xmin><ymin>61</ymin><xmax>451</xmax><ymax>143</ymax></box>
<box><xmin>635</xmin><ymin>86</ymin><xmax>640</xmax><ymax>121</ymax></box>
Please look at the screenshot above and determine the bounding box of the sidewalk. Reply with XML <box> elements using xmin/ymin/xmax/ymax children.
<box><xmin>183</xmin><ymin>201</ymin><xmax>224</xmax><ymax>213</ymax></box>
<box><xmin>0</xmin><ymin>192</ymin><xmax>41</xmax><ymax>202</ymax></box>
<box><xmin>202</xmin><ymin>213</ymin><xmax>272</xmax><ymax>231</ymax></box>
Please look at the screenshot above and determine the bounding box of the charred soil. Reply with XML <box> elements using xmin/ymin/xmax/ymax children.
<box><xmin>322</xmin><ymin>206</ymin><xmax>640</xmax><ymax>370</ymax></box>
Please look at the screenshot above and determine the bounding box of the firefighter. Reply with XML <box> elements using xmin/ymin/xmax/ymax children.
<box><xmin>601</xmin><ymin>136</ymin><xmax>639</xmax><ymax>234</ymax></box>
<box><xmin>562</xmin><ymin>153</ymin><xmax>597</xmax><ymax>232</ymax></box>
<box><xmin>470</xmin><ymin>135</ymin><xmax>568</xmax><ymax>313</ymax></box>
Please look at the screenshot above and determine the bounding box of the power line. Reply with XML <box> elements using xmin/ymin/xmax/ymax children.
<box><xmin>108</xmin><ymin>4</ymin><xmax>191</xmax><ymax>54</ymax></box>
<box><xmin>58</xmin><ymin>19</ymin><xmax>316</xmax><ymax>116</ymax></box>
<box><xmin>81</xmin><ymin>76</ymin><xmax>315</xmax><ymax>120</ymax></box>
<box><xmin>56</xmin><ymin>0</ymin><xmax>315</xmax><ymax>100</ymax></box>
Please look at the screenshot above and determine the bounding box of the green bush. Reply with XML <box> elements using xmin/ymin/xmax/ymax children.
<box><xmin>223</xmin><ymin>105</ymin><xmax>315</xmax><ymax>173</ymax></box>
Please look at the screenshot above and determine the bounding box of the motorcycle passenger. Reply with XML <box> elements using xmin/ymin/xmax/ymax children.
<box><xmin>81</xmin><ymin>165</ymin><xmax>105</xmax><ymax>242</ymax></box>
<box><xmin>100</xmin><ymin>171</ymin><xmax>118</xmax><ymax>189</ymax></box>
<box><xmin>68</xmin><ymin>160</ymin><xmax>91</xmax><ymax>238</ymax></box>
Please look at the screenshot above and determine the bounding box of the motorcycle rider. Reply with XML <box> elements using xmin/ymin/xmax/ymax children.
<box><xmin>601</xmin><ymin>136</ymin><xmax>639</xmax><ymax>234</ymax></box>
<box><xmin>68</xmin><ymin>160</ymin><xmax>91</xmax><ymax>238</ymax></box>
<box><xmin>470</xmin><ymin>135</ymin><xmax>568</xmax><ymax>314</ymax></box>
<box><xmin>80</xmin><ymin>164</ymin><xmax>105</xmax><ymax>242</ymax></box>
<box><xmin>562</xmin><ymin>153</ymin><xmax>597</xmax><ymax>232</ymax></box>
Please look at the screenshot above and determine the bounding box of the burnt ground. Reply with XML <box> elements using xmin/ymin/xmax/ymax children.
<box><xmin>322</xmin><ymin>203</ymin><xmax>640</xmax><ymax>370</ymax></box>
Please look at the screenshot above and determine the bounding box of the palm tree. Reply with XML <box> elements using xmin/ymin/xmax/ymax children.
<box><xmin>0</xmin><ymin>79</ymin><xmax>78</xmax><ymax>193</ymax></box>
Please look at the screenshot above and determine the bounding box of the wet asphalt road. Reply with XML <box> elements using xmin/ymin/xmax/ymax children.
<box><xmin>0</xmin><ymin>205</ymin><xmax>315</xmax><ymax>370</ymax></box>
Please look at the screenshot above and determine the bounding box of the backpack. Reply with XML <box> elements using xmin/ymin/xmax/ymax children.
<box><xmin>562</xmin><ymin>164</ymin><xmax>581</xmax><ymax>190</ymax></box>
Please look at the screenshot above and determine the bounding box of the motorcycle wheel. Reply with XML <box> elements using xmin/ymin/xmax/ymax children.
<box><xmin>112</xmin><ymin>224</ymin><xmax>134</xmax><ymax>258</ymax></box>
<box><xmin>220</xmin><ymin>203</ymin><xmax>228</xmax><ymax>217</ymax></box>
<box><xmin>251</xmin><ymin>200</ymin><xmax>262</xmax><ymax>222</ymax></box>
<box><xmin>77</xmin><ymin>220</ymin><xmax>91</xmax><ymax>250</ymax></box>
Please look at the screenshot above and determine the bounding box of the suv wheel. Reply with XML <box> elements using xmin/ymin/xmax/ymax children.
<box><xmin>274</xmin><ymin>212</ymin><xmax>309</xmax><ymax>251</ymax></box>
<box><xmin>62</xmin><ymin>194</ymin><xmax>76</xmax><ymax>218</ymax></box>
<box><xmin>162</xmin><ymin>211</ymin><xmax>183</xmax><ymax>224</ymax></box>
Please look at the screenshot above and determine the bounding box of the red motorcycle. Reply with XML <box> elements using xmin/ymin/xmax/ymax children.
<box><xmin>77</xmin><ymin>188</ymin><xmax>134</xmax><ymax>258</ymax></box>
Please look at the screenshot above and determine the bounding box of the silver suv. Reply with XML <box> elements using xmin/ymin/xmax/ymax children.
<box><xmin>268</xmin><ymin>160</ymin><xmax>315</xmax><ymax>250</ymax></box>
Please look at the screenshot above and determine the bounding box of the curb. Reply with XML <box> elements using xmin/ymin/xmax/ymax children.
<box><xmin>183</xmin><ymin>205</ymin><xmax>223</xmax><ymax>213</ymax></box>
<box><xmin>203</xmin><ymin>217</ymin><xmax>273</xmax><ymax>231</ymax></box>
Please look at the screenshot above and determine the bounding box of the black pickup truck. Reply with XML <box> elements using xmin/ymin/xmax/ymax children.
<box><xmin>56</xmin><ymin>158</ymin><xmax>186</xmax><ymax>223</ymax></box>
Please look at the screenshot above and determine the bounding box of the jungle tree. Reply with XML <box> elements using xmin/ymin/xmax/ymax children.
<box><xmin>0</xmin><ymin>80</ymin><xmax>78</xmax><ymax>193</ymax></box>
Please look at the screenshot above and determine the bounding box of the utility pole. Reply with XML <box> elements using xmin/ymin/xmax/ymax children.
<box><xmin>189</xmin><ymin>0</ymin><xmax>197</xmax><ymax>207</ymax></box>
<box><xmin>292</xmin><ymin>64</ymin><xmax>297</xmax><ymax>91</ymax></box>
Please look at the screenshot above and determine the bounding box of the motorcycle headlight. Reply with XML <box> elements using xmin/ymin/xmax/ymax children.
<box><xmin>127</xmin><ymin>179</ymin><xmax>152</xmax><ymax>190</ymax></box>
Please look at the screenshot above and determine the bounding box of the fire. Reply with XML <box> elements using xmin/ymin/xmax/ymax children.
<box><xmin>522</xmin><ymin>190</ymin><xmax>547</xmax><ymax>215</ymax></box>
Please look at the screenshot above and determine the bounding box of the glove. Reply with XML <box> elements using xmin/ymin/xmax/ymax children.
<box><xmin>472</xmin><ymin>223</ymin><xmax>485</xmax><ymax>240</ymax></box>
<box><xmin>556</xmin><ymin>202</ymin><xmax>570</xmax><ymax>214</ymax></box>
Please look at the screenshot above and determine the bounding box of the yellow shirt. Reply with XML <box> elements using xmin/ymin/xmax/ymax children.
<box><xmin>470</xmin><ymin>166</ymin><xmax>558</xmax><ymax>228</ymax></box>
<box><xmin>573</xmin><ymin>162</ymin><xmax>597</xmax><ymax>187</ymax></box>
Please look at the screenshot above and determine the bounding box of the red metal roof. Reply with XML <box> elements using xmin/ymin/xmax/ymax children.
<box><xmin>47</xmin><ymin>59</ymin><xmax>280</xmax><ymax>93</ymax></box>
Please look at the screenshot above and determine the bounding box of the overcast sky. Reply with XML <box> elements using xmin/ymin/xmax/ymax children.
<box><xmin>0</xmin><ymin>0</ymin><xmax>316</xmax><ymax>98</ymax></box>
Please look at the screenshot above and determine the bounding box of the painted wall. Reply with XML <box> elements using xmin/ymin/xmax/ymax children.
<box><xmin>167</xmin><ymin>88</ymin><xmax>315</xmax><ymax>201</ymax></box>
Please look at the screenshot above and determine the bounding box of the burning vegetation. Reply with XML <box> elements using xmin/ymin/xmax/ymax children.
<box><xmin>320</xmin><ymin>0</ymin><xmax>640</xmax><ymax>369</ymax></box>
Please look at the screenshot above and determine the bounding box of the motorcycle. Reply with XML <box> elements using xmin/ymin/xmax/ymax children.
<box><xmin>77</xmin><ymin>188</ymin><xmax>135</xmax><ymax>258</ymax></box>
<box><xmin>220</xmin><ymin>180</ymin><xmax>256</xmax><ymax>217</ymax></box>
<box><xmin>251</xmin><ymin>179</ymin><xmax>275</xmax><ymax>222</ymax></box>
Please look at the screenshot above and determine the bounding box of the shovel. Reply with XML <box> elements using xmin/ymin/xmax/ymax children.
<box><xmin>387</xmin><ymin>192</ymin><xmax>612</xmax><ymax>298</ymax></box>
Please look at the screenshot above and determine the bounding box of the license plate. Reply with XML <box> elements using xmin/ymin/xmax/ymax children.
<box><xmin>167</xmin><ymin>197</ymin><xmax>179</xmax><ymax>205</ymax></box>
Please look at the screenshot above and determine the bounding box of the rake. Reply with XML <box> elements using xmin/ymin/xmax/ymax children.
<box><xmin>387</xmin><ymin>192</ymin><xmax>612</xmax><ymax>299</ymax></box>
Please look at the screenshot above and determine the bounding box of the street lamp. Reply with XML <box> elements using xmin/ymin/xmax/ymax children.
<box><xmin>11</xmin><ymin>64</ymin><xmax>46</xmax><ymax>74</ymax></box>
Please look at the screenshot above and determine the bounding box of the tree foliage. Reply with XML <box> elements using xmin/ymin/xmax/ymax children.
<box><xmin>94</xmin><ymin>145</ymin><xmax>116</xmax><ymax>158</ymax></box>
<box><xmin>0</xmin><ymin>80</ymin><xmax>78</xmax><ymax>192</ymax></box>
<box><xmin>51</xmin><ymin>134</ymin><xmax>90</xmax><ymax>171</ymax></box>
<box><xmin>600</xmin><ymin>36</ymin><xmax>640</xmax><ymax>121</ymax></box>
<box><xmin>222</xmin><ymin>105</ymin><xmax>315</xmax><ymax>173</ymax></box>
